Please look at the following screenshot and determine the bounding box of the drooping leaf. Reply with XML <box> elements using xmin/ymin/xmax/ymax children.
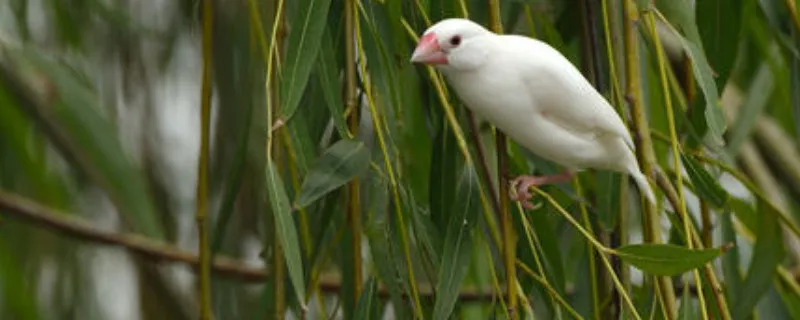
<box><xmin>614</xmin><ymin>243</ymin><xmax>726</xmax><ymax>276</ymax></box>
<box><xmin>721</xmin><ymin>210</ymin><xmax>743</xmax><ymax>304</ymax></box>
<box><xmin>279</xmin><ymin>0</ymin><xmax>333</xmax><ymax>120</ymax></box>
<box><xmin>294</xmin><ymin>138</ymin><xmax>370</xmax><ymax>209</ymax></box>
<box><xmin>696</xmin><ymin>0</ymin><xmax>743</xmax><ymax>90</ymax></box>
<box><xmin>429</xmin><ymin>118</ymin><xmax>460</xmax><ymax>232</ymax></box>
<box><xmin>265</xmin><ymin>159</ymin><xmax>306</xmax><ymax>306</ymax></box>
<box><xmin>656</xmin><ymin>1</ymin><xmax>726</xmax><ymax>145</ymax></box>
<box><xmin>681</xmin><ymin>154</ymin><xmax>729</xmax><ymax>208</ymax></box>
<box><xmin>315</xmin><ymin>27</ymin><xmax>349</xmax><ymax>138</ymax></box>
<box><xmin>432</xmin><ymin>165</ymin><xmax>481</xmax><ymax>320</ymax></box>
<box><xmin>731</xmin><ymin>199</ymin><xmax>784</xmax><ymax>320</ymax></box>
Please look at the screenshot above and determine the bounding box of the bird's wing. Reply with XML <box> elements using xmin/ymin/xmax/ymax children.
<box><xmin>510</xmin><ymin>37</ymin><xmax>634</xmax><ymax>149</ymax></box>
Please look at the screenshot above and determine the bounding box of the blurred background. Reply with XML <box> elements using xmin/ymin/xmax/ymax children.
<box><xmin>1</xmin><ymin>0</ymin><xmax>800</xmax><ymax>319</ymax></box>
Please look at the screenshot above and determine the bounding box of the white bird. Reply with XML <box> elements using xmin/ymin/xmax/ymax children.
<box><xmin>410</xmin><ymin>18</ymin><xmax>655</xmax><ymax>208</ymax></box>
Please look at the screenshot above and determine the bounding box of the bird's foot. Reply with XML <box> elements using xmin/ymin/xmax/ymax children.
<box><xmin>509</xmin><ymin>172</ymin><xmax>574</xmax><ymax>210</ymax></box>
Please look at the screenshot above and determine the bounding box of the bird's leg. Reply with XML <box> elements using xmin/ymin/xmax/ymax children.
<box><xmin>509</xmin><ymin>171</ymin><xmax>574</xmax><ymax>209</ymax></box>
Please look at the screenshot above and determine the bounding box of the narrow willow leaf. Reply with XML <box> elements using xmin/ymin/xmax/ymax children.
<box><xmin>656</xmin><ymin>1</ymin><xmax>726</xmax><ymax>144</ymax></box>
<box><xmin>729</xmin><ymin>197</ymin><xmax>757</xmax><ymax>233</ymax></box>
<box><xmin>353</xmin><ymin>278</ymin><xmax>380</xmax><ymax>320</ymax></box>
<box><xmin>366</xmin><ymin>222</ymin><xmax>411</xmax><ymax>319</ymax></box>
<box><xmin>726</xmin><ymin>64</ymin><xmax>774</xmax><ymax>156</ymax></box>
<box><xmin>279</xmin><ymin>0</ymin><xmax>332</xmax><ymax>120</ymax></box>
<box><xmin>721</xmin><ymin>210</ymin><xmax>743</xmax><ymax>302</ymax></box>
<box><xmin>731</xmin><ymin>200</ymin><xmax>784</xmax><ymax>320</ymax></box>
<box><xmin>528</xmin><ymin>206</ymin><xmax>566</xmax><ymax>295</ymax></box>
<box><xmin>294</xmin><ymin>138</ymin><xmax>370</xmax><ymax>209</ymax></box>
<box><xmin>681</xmin><ymin>154</ymin><xmax>729</xmax><ymax>208</ymax></box>
<box><xmin>614</xmin><ymin>244</ymin><xmax>726</xmax><ymax>276</ymax></box>
<box><xmin>315</xmin><ymin>28</ymin><xmax>349</xmax><ymax>137</ymax></box>
<box><xmin>2</xmin><ymin>47</ymin><xmax>163</xmax><ymax>239</ymax></box>
<box><xmin>265</xmin><ymin>159</ymin><xmax>306</xmax><ymax>305</ymax></box>
<box><xmin>696</xmin><ymin>0</ymin><xmax>743</xmax><ymax>89</ymax></box>
<box><xmin>433</xmin><ymin>166</ymin><xmax>481</xmax><ymax>320</ymax></box>
<box><xmin>429</xmin><ymin>119</ymin><xmax>460</xmax><ymax>232</ymax></box>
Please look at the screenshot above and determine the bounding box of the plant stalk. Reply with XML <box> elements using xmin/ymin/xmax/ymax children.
<box><xmin>196</xmin><ymin>0</ymin><xmax>214</xmax><ymax>318</ymax></box>
<box><xmin>344</xmin><ymin>0</ymin><xmax>363</xmax><ymax>300</ymax></box>
<box><xmin>621</xmin><ymin>0</ymin><xmax>678</xmax><ymax>317</ymax></box>
<box><xmin>485</xmin><ymin>1</ymin><xmax>517</xmax><ymax>317</ymax></box>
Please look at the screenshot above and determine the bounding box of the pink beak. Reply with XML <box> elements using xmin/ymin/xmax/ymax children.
<box><xmin>410</xmin><ymin>32</ymin><xmax>448</xmax><ymax>65</ymax></box>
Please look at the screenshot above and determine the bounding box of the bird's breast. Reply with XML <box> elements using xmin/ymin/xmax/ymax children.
<box><xmin>445</xmin><ymin>69</ymin><xmax>615</xmax><ymax>170</ymax></box>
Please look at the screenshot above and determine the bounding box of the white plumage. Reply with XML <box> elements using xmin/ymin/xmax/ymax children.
<box><xmin>411</xmin><ymin>18</ymin><xmax>655</xmax><ymax>206</ymax></box>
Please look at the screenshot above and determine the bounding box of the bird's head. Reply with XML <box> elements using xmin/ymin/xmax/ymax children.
<box><xmin>410</xmin><ymin>18</ymin><xmax>492</xmax><ymax>71</ymax></box>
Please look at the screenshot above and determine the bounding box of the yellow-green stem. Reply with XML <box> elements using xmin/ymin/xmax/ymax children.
<box><xmin>344</xmin><ymin>0</ymin><xmax>363</xmax><ymax>299</ymax></box>
<box><xmin>653</xmin><ymin>171</ymin><xmax>732</xmax><ymax>320</ymax></box>
<box><xmin>621</xmin><ymin>0</ymin><xmax>677</xmax><ymax>317</ymax></box>
<box><xmin>516</xmin><ymin>260</ymin><xmax>584</xmax><ymax>320</ymax></box>
<box><xmin>601</xmin><ymin>0</ymin><xmax>632</xmax><ymax>297</ymax></box>
<box><xmin>517</xmin><ymin>203</ymin><xmax>560</xmax><ymax>316</ymax></box>
<box><xmin>531</xmin><ymin>188</ymin><xmax>642</xmax><ymax>320</ymax></box>
<box><xmin>356</xmin><ymin>12</ymin><xmax>423</xmax><ymax>318</ymax></box>
<box><xmin>264</xmin><ymin>0</ymin><xmax>286</xmax><ymax>314</ymax></box>
<box><xmin>196</xmin><ymin>0</ymin><xmax>213</xmax><ymax>318</ymax></box>
<box><xmin>485</xmin><ymin>2</ymin><xmax>517</xmax><ymax>317</ymax></box>
<box><xmin>644</xmin><ymin>12</ymin><xmax>709</xmax><ymax>320</ymax></box>
<box><xmin>574</xmin><ymin>181</ymin><xmax>601</xmax><ymax>320</ymax></box>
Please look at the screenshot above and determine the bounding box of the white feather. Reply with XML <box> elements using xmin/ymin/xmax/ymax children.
<box><xmin>422</xmin><ymin>19</ymin><xmax>655</xmax><ymax>204</ymax></box>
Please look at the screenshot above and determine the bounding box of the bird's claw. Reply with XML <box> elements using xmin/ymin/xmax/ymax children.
<box><xmin>509</xmin><ymin>177</ymin><xmax>541</xmax><ymax>210</ymax></box>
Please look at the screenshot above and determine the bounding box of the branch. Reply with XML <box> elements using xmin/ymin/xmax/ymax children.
<box><xmin>1</xmin><ymin>190</ymin><xmax>735</xmax><ymax>304</ymax></box>
<box><xmin>0</xmin><ymin>191</ymin><xmax>267</xmax><ymax>281</ymax></box>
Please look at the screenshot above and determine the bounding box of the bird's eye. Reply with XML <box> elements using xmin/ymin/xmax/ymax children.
<box><xmin>449</xmin><ymin>35</ymin><xmax>462</xmax><ymax>46</ymax></box>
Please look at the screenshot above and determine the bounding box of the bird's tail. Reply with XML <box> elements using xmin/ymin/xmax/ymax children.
<box><xmin>629</xmin><ymin>169</ymin><xmax>656</xmax><ymax>205</ymax></box>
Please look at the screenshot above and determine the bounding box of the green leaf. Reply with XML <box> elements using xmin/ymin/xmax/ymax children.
<box><xmin>729</xmin><ymin>197</ymin><xmax>758</xmax><ymax>233</ymax></box>
<box><xmin>353</xmin><ymin>278</ymin><xmax>381</xmax><ymax>320</ymax></box>
<box><xmin>726</xmin><ymin>63</ymin><xmax>775</xmax><ymax>156</ymax></box>
<box><xmin>696</xmin><ymin>0</ymin><xmax>743</xmax><ymax>90</ymax></box>
<box><xmin>731</xmin><ymin>199</ymin><xmax>784</xmax><ymax>320</ymax></box>
<box><xmin>721</xmin><ymin>210</ymin><xmax>743</xmax><ymax>302</ymax></box>
<box><xmin>315</xmin><ymin>28</ymin><xmax>349</xmax><ymax>138</ymax></box>
<box><xmin>279</xmin><ymin>0</ymin><xmax>333</xmax><ymax>120</ymax></box>
<box><xmin>681</xmin><ymin>154</ymin><xmax>729</xmax><ymax>208</ymax></box>
<box><xmin>614</xmin><ymin>244</ymin><xmax>726</xmax><ymax>276</ymax></box>
<box><xmin>432</xmin><ymin>165</ymin><xmax>481</xmax><ymax>320</ymax></box>
<box><xmin>1</xmin><ymin>47</ymin><xmax>163</xmax><ymax>239</ymax></box>
<box><xmin>429</xmin><ymin>119</ymin><xmax>460</xmax><ymax>232</ymax></box>
<box><xmin>776</xmin><ymin>275</ymin><xmax>800</xmax><ymax>319</ymax></box>
<box><xmin>265</xmin><ymin>159</ymin><xmax>306</xmax><ymax>305</ymax></box>
<box><xmin>0</xmin><ymin>237</ymin><xmax>39</xmax><ymax>320</ymax></box>
<box><xmin>293</xmin><ymin>138</ymin><xmax>370</xmax><ymax>209</ymax></box>
<box><xmin>656</xmin><ymin>1</ymin><xmax>726</xmax><ymax>145</ymax></box>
